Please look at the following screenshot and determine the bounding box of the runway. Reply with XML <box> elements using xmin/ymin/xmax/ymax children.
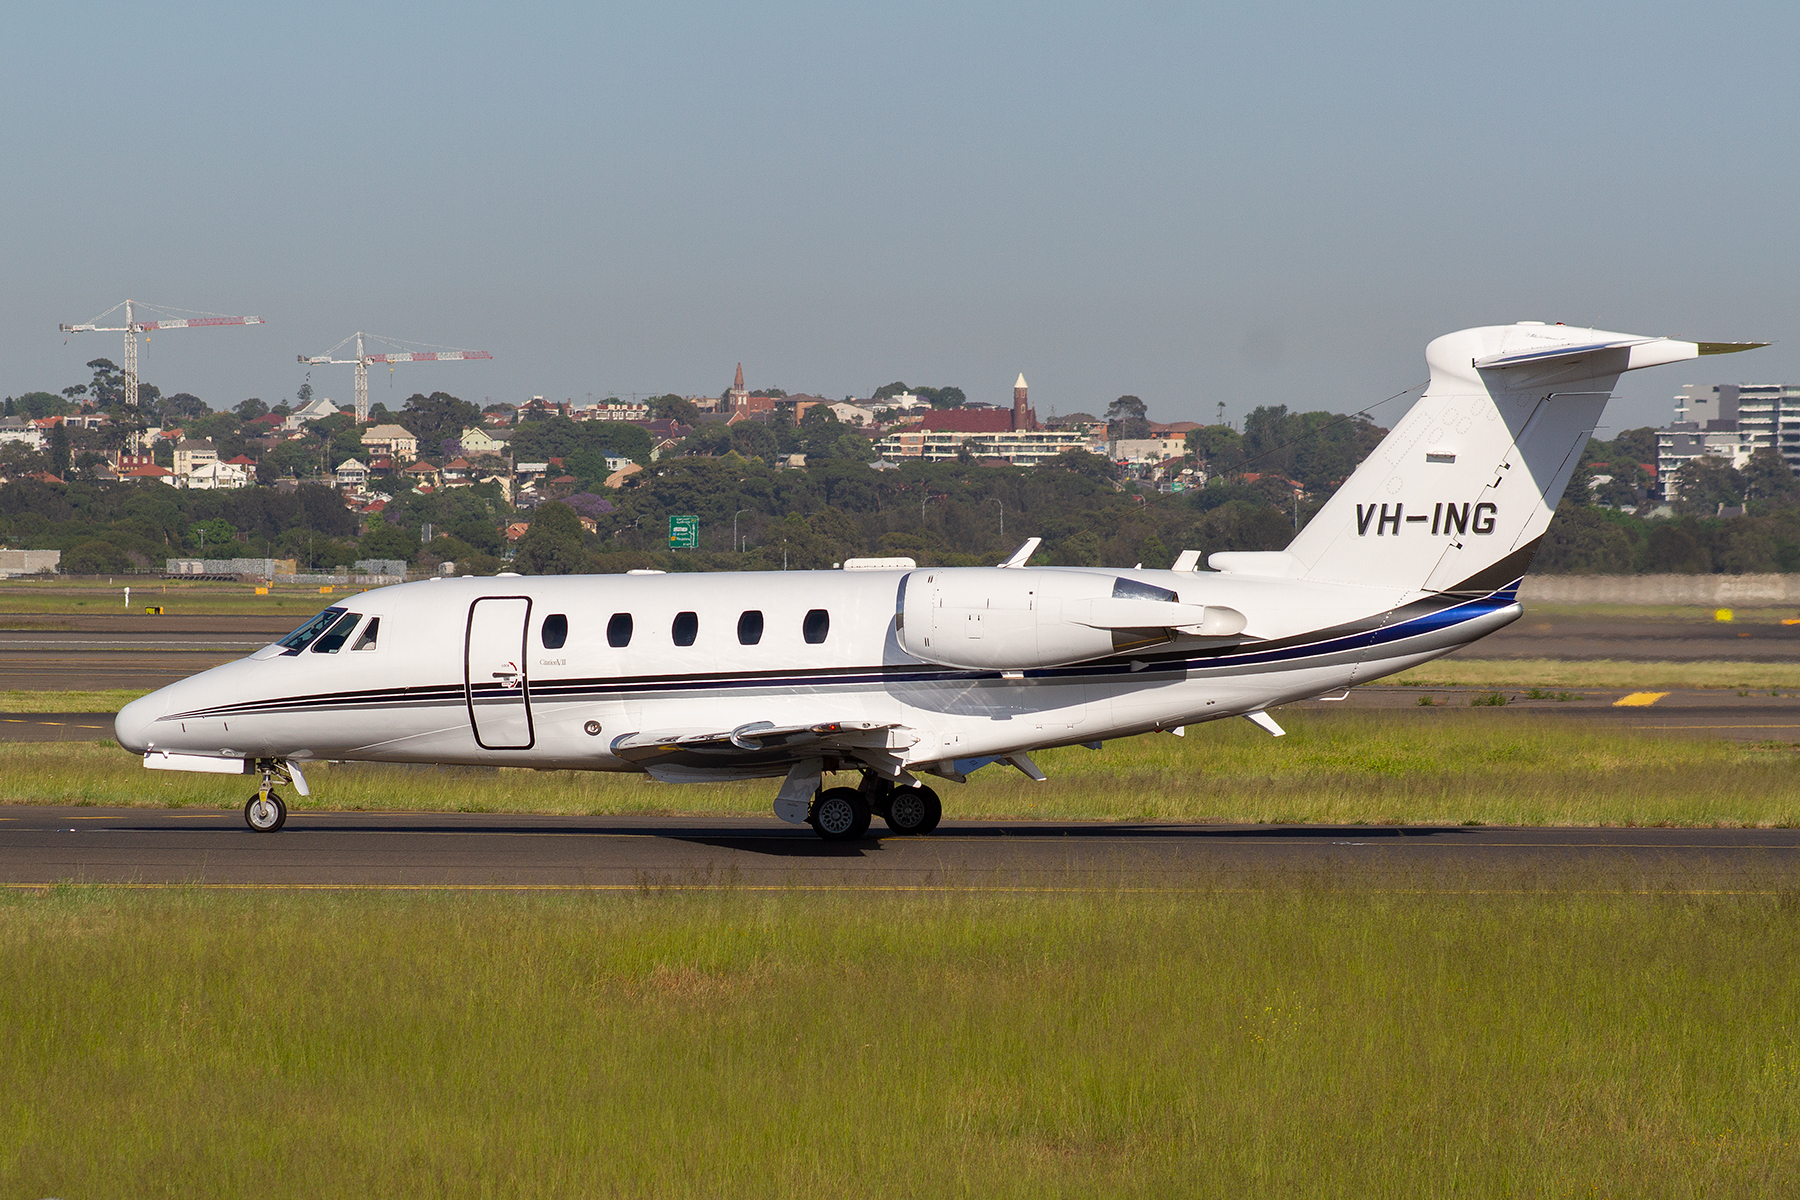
<box><xmin>3</xmin><ymin>806</ymin><xmax>1796</xmax><ymax>890</ymax></box>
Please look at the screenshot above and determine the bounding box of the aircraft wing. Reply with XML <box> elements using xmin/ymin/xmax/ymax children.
<box><xmin>610</xmin><ymin>720</ymin><xmax>919</xmax><ymax>779</ymax></box>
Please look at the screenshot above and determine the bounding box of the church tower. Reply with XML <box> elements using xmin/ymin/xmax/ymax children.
<box><xmin>729</xmin><ymin>363</ymin><xmax>748</xmax><ymax>414</ymax></box>
<box><xmin>1012</xmin><ymin>373</ymin><xmax>1036</xmax><ymax>431</ymax></box>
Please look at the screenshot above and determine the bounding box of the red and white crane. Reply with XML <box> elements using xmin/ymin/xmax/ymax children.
<box><xmin>298</xmin><ymin>332</ymin><xmax>492</xmax><ymax>423</ymax></box>
<box><xmin>60</xmin><ymin>299</ymin><xmax>264</xmax><ymax>417</ymax></box>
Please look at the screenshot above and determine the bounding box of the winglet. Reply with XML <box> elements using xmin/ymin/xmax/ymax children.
<box><xmin>996</xmin><ymin>537</ymin><xmax>1041</xmax><ymax>568</ymax></box>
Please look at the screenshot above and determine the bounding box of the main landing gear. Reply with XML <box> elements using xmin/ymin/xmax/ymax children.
<box><xmin>807</xmin><ymin>774</ymin><xmax>942</xmax><ymax>841</ymax></box>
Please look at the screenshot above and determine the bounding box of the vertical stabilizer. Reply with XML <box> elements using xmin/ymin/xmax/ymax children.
<box><xmin>1252</xmin><ymin>323</ymin><xmax>1759</xmax><ymax>596</ymax></box>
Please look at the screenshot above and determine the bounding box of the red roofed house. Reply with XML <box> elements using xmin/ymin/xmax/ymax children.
<box><xmin>120</xmin><ymin>463</ymin><xmax>176</xmax><ymax>484</ymax></box>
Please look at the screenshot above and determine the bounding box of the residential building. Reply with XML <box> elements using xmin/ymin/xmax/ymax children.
<box><xmin>459</xmin><ymin>426</ymin><xmax>512</xmax><ymax>457</ymax></box>
<box><xmin>183</xmin><ymin>461</ymin><xmax>253</xmax><ymax>490</ymax></box>
<box><xmin>362</xmin><ymin>424</ymin><xmax>420</xmax><ymax>461</ymax></box>
<box><xmin>1653</xmin><ymin>384</ymin><xmax>1800</xmax><ymax>498</ymax></box>
<box><xmin>873</xmin><ymin>426</ymin><xmax>1088</xmax><ymax>466</ymax></box>
<box><xmin>283</xmin><ymin>396</ymin><xmax>344</xmax><ymax>429</ymax></box>
<box><xmin>335</xmin><ymin>459</ymin><xmax>370</xmax><ymax>489</ymax></box>
<box><xmin>402</xmin><ymin>461</ymin><xmax>441</xmax><ymax>489</ymax></box>
<box><xmin>0</xmin><ymin>417</ymin><xmax>43</xmax><ymax>449</ymax></box>
<box><xmin>579</xmin><ymin>401</ymin><xmax>650</xmax><ymax>422</ymax></box>
<box><xmin>172</xmin><ymin>438</ymin><xmax>219</xmax><ymax>478</ymax></box>
<box><xmin>871</xmin><ymin>373</ymin><xmax>1071</xmax><ymax>464</ymax></box>
<box><xmin>1109</xmin><ymin>437</ymin><xmax>1188</xmax><ymax>464</ymax></box>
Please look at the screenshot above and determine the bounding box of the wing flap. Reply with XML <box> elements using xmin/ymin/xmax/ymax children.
<box><xmin>610</xmin><ymin>720</ymin><xmax>918</xmax><ymax>778</ymax></box>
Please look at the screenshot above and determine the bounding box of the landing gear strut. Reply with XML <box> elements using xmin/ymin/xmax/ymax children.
<box><xmin>243</xmin><ymin>760</ymin><xmax>296</xmax><ymax>833</ymax></box>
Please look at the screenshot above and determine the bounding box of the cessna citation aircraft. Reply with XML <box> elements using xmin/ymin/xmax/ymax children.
<box><xmin>116</xmin><ymin>322</ymin><xmax>1764</xmax><ymax>838</ymax></box>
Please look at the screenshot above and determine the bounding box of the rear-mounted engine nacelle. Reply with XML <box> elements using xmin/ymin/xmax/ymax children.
<box><xmin>896</xmin><ymin>568</ymin><xmax>1245</xmax><ymax>671</ymax></box>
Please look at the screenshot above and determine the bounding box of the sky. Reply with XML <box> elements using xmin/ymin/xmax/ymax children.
<box><xmin>3</xmin><ymin>1</ymin><xmax>1796</xmax><ymax>435</ymax></box>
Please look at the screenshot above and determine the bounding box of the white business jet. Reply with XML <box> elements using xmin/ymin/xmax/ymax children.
<box><xmin>116</xmin><ymin>322</ymin><xmax>1763</xmax><ymax>838</ymax></box>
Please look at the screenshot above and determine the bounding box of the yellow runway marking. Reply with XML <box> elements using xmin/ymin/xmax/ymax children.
<box><xmin>1614</xmin><ymin>691</ymin><xmax>1670</xmax><ymax>707</ymax></box>
<box><xmin>1627</xmin><ymin>724</ymin><xmax>1800</xmax><ymax>730</ymax></box>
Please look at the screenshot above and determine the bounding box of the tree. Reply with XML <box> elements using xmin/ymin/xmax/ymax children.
<box><xmin>160</xmin><ymin>393</ymin><xmax>210</xmax><ymax>423</ymax></box>
<box><xmin>1187</xmin><ymin>425</ymin><xmax>1244</xmax><ymax>473</ymax></box>
<box><xmin>873</xmin><ymin>382</ymin><xmax>911</xmax><ymax>400</ymax></box>
<box><xmin>397</xmin><ymin>392</ymin><xmax>481</xmax><ymax>458</ymax></box>
<box><xmin>47</xmin><ymin>423</ymin><xmax>71</xmax><ymax>478</ymax></box>
<box><xmin>296</xmin><ymin>382</ymin><xmax>313</xmax><ymax>407</ymax></box>
<box><xmin>915</xmin><ymin>385</ymin><xmax>966</xmax><ymax>408</ymax></box>
<box><xmin>1744</xmin><ymin>447</ymin><xmax>1800</xmax><ymax>505</ymax></box>
<box><xmin>512</xmin><ymin>501</ymin><xmax>586</xmax><ymax>574</ymax></box>
<box><xmin>1105</xmin><ymin>395</ymin><xmax>1151</xmax><ymax>439</ymax></box>
<box><xmin>1673</xmin><ymin>456</ymin><xmax>1743</xmax><ymax>516</ymax></box>
<box><xmin>86</xmin><ymin>360</ymin><xmax>126</xmax><ymax>408</ymax></box>
<box><xmin>62</xmin><ymin>539</ymin><xmax>128</xmax><ymax>574</ymax></box>
<box><xmin>12</xmin><ymin>392</ymin><xmax>72</xmax><ymax>419</ymax></box>
<box><xmin>648</xmin><ymin>394</ymin><xmax>700</xmax><ymax>423</ymax></box>
<box><xmin>234</xmin><ymin>398</ymin><xmax>270</xmax><ymax>421</ymax></box>
<box><xmin>730</xmin><ymin>421</ymin><xmax>779</xmax><ymax>461</ymax></box>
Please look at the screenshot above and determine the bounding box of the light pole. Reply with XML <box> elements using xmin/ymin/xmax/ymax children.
<box><xmin>987</xmin><ymin>497</ymin><xmax>1003</xmax><ymax>545</ymax></box>
<box><xmin>733</xmin><ymin>508</ymin><xmax>750</xmax><ymax>553</ymax></box>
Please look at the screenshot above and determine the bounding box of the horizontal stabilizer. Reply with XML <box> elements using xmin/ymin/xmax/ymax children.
<box><xmin>1473</xmin><ymin>338</ymin><xmax>1655</xmax><ymax>369</ymax></box>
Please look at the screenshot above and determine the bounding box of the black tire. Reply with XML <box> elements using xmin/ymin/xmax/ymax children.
<box><xmin>809</xmin><ymin>787</ymin><xmax>871</xmax><ymax>841</ymax></box>
<box><xmin>244</xmin><ymin>793</ymin><xmax>286</xmax><ymax>833</ymax></box>
<box><xmin>884</xmin><ymin>785</ymin><xmax>942</xmax><ymax>835</ymax></box>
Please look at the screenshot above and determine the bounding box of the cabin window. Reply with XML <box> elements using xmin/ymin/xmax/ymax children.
<box><xmin>607</xmin><ymin>613</ymin><xmax>633</xmax><ymax>648</ymax></box>
<box><xmin>310</xmin><ymin>611</ymin><xmax>365</xmax><ymax>654</ymax></box>
<box><xmin>1112</xmin><ymin>577</ymin><xmax>1178</xmax><ymax>603</ymax></box>
<box><xmin>672</xmin><ymin>611</ymin><xmax>698</xmax><ymax>646</ymax></box>
<box><xmin>803</xmin><ymin>609</ymin><xmax>830</xmax><ymax>644</ymax></box>
<box><xmin>737</xmin><ymin>610</ymin><xmax>764</xmax><ymax>645</ymax></box>
<box><xmin>351</xmin><ymin>617</ymin><xmax>380</xmax><ymax>651</ymax></box>
<box><xmin>278</xmin><ymin>607</ymin><xmax>346</xmax><ymax>655</ymax></box>
<box><xmin>541</xmin><ymin>613</ymin><xmax>568</xmax><ymax>649</ymax></box>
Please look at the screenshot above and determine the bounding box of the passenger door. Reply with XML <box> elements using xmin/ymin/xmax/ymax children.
<box><xmin>466</xmin><ymin>597</ymin><xmax>534</xmax><ymax>749</ymax></box>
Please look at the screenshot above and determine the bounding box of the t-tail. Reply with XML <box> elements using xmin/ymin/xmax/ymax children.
<box><xmin>1213</xmin><ymin>322</ymin><xmax>1767</xmax><ymax>598</ymax></box>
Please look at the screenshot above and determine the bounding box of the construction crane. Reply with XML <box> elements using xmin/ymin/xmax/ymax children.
<box><xmin>298</xmin><ymin>332</ymin><xmax>492</xmax><ymax>423</ymax></box>
<box><xmin>59</xmin><ymin>298</ymin><xmax>265</xmax><ymax>414</ymax></box>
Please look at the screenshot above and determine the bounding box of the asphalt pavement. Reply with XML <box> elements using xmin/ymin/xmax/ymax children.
<box><xmin>1</xmin><ymin>806</ymin><xmax>1794</xmax><ymax>890</ymax></box>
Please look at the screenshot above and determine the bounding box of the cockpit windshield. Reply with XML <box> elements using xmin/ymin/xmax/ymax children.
<box><xmin>278</xmin><ymin>607</ymin><xmax>347</xmax><ymax>655</ymax></box>
<box><xmin>310</xmin><ymin>611</ymin><xmax>364</xmax><ymax>654</ymax></box>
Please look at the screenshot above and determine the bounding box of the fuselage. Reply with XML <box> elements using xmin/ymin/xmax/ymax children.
<box><xmin>114</xmin><ymin>565</ymin><xmax>1518</xmax><ymax>780</ymax></box>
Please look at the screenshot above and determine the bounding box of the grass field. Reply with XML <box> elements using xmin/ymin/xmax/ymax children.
<box><xmin>2</xmin><ymin>885</ymin><xmax>1796</xmax><ymax>1198</ymax></box>
<box><xmin>0</xmin><ymin>689</ymin><xmax>150</xmax><ymax>713</ymax></box>
<box><xmin>10</xmin><ymin>708</ymin><xmax>1800</xmax><ymax>827</ymax></box>
<box><xmin>1391</xmin><ymin>658</ymin><xmax>1800</xmax><ymax>690</ymax></box>
<box><xmin>0</xmin><ymin>579</ymin><xmax>367</xmax><ymax>616</ymax></box>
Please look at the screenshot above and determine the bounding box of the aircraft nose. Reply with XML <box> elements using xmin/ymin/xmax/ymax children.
<box><xmin>114</xmin><ymin>691</ymin><xmax>167</xmax><ymax>754</ymax></box>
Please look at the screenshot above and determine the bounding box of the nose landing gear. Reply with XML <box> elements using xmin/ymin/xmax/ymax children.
<box><xmin>243</xmin><ymin>759</ymin><xmax>302</xmax><ymax>833</ymax></box>
<box><xmin>245</xmin><ymin>790</ymin><xmax>286</xmax><ymax>832</ymax></box>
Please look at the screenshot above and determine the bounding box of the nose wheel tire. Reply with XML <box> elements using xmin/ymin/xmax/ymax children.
<box><xmin>882</xmin><ymin>785</ymin><xmax>942</xmax><ymax>835</ymax></box>
<box><xmin>245</xmin><ymin>793</ymin><xmax>287</xmax><ymax>833</ymax></box>
<box><xmin>809</xmin><ymin>787</ymin><xmax>871</xmax><ymax>841</ymax></box>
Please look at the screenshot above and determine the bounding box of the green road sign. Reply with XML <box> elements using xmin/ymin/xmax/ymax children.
<box><xmin>669</xmin><ymin>515</ymin><xmax>699</xmax><ymax>549</ymax></box>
